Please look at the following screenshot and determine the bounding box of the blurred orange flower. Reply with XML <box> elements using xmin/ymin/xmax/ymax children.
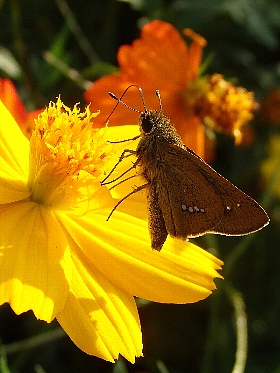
<box><xmin>85</xmin><ymin>20</ymin><xmax>257</xmax><ymax>161</ymax></box>
<box><xmin>0</xmin><ymin>78</ymin><xmax>42</xmax><ymax>137</ymax></box>
<box><xmin>85</xmin><ymin>21</ymin><xmax>207</xmax><ymax>158</ymax></box>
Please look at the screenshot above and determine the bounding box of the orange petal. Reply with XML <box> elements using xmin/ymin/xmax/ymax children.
<box><xmin>0</xmin><ymin>79</ymin><xmax>28</xmax><ymax>126</ymax></box>
<box><xmin>85</xmin><ymin>74</ymin><xmax>145</xmax><ymax>127</ymax></box>
<box><xmin>118</xmin><ymin>20</ymin><xmax>189</xmax><ymax>90</ymax></box>
<box><xmin>85</xmin><ymin>75</ymin><xmax>174</xmax><ymax>128</ymax></box>
<box><xmin>183</xmin><ymin>28</ymin><xmax>207</xmax><ymax>81</ymax></box>
<box><xmin>172</xmin><ymin>113</ymin><xmax>206</xmax><ymax>159</ymax></box>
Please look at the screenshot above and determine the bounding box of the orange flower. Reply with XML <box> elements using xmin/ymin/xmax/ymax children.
<box><xmin>85</xmin><ymin>20</ymin><xmax>207</xmax><ymax>158</ymax></box>
<box><xmin>0</xmin><ymin>78</ymin><xmax>42</xmax><ymax>137</ymax></box>
<box><xmin>85</xmin><ymin>21</ymin><xmax>258</xmax><ymax>160</ymax></box>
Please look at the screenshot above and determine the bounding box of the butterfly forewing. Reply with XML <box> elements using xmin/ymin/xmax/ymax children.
<box><xmin>188</xmin><ymin>149</ymin><xmax>269</xmax><ymax>235</ymax></box>
<box><xmin>154</xmin><ymin>144</ymin><xmax>225</xmax><ymax>238</ymax></box>
<box><xmin>158</xmin><ymin>143</ymin><xmax>269</xmax><ymax>237</ymax></box>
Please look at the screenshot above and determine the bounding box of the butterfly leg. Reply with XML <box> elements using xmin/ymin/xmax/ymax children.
<box><xmin>101</xmin><ymin>149</ymin><xmax>138</xmax><ymax>185</ymax></box>
<box><xmin>106</xmin><ymin>183</ymin><xmax>149</xmax><ymax>221</ymax></box>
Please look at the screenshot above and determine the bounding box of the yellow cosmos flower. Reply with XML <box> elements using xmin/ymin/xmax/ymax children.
<box><xmin>0</xmin><ymin>98</ymin><xmax>223</xmax><ymax>362</ymax></box>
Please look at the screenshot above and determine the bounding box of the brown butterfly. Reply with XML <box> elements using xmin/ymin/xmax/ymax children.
<box><xmin>102</xmin><ymin>85</ymin><xmax>269</xmax><ymax>251</ymax></box>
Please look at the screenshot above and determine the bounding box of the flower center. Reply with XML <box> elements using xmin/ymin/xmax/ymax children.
<box><xmin>28</xmin><ymin>97</ymin><xmax>113</xmax><ymax>210</ymax></box>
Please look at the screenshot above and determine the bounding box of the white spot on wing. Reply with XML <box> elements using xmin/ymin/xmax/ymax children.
<box><xmin>181</xmin><ymin>204</ymin><xmax>205</xmax><ymax>213</ymax></box>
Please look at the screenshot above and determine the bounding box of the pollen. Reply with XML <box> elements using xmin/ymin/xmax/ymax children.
<box><xmin>28</xmin><ymin>97</ymin><xmax>113</xmax><ymax>207</ymax></box>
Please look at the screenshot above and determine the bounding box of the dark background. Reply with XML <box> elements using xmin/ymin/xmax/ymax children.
<box><xmin>1</xmin><ymin>0</ymin><xmax>280</xmax><ymax>372</ymax></box>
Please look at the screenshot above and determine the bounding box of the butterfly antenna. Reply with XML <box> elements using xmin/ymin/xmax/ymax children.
<box><xmin>155</xmin><ymin>89</ymin><xmax>163</xmax><ymax>110</ymax></box>
<box><xmin>135</xmin><ymin>85</ymin><xmax>148</xmax><ymax>113</ymax></box>
<box><xmin>106</xmin><ymin>84</ymin><xmax>150</xmax><ymax>123</ymax></box>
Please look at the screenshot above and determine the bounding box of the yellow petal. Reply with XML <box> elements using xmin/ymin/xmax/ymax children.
<box><xmin>0</xmin><ymin>201</ymin><xmax>71</xmax><ymax>322</ymax></box>
<box><xmin>101</xmin><ymin>124</ymin><xmax>139</xmax><ymax>176</ymax></box>
<box><xmin>57</xmin><ymin>249</ymin><xmax>142</xmax><ymax>362</ymax></box>
<box><xmin>100</xmin><ymin>124</ymin><xmax>148</xmax><ymax>220</ymax></box>
<box><xmin>105</xmin><ymin>125</ymin><xmax>139</xmax><ymax>142</ymax></box>
<box><xmin>57</xmin><ymin>211</ymin><xmax>222</xmax><ymax>304</ymax></box>
<box><xmin>0</xmin><ymin>101</ymin><xmax>30</xmax><ymax>203</ymax></box>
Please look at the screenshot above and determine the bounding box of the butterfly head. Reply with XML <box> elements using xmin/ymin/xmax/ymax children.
<box><xmin>139</xmin><ymin>110</ymin><xmax>168</xmax><ymax>135</ymax></box>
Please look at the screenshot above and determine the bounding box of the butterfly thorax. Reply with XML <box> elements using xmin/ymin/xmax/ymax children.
<box><xmin>136</xmin><ymin>110</ymin><xmax>184</xmax><ymax>183</ymax></box>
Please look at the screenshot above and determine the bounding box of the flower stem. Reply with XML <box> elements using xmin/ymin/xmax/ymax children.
<box><xmin>3</xmin><ymin>327</ymin><xmax>65</xmax><ymax>355</ymax></box>
<box><xmin>0</xmin><ymin>345</ymin><xmax>11</xmax><ymax>373</ymax></box>
<box><xmin>200</xmin><ymin>289</ymin><xmax>221</xmax><ymax>373</ymax></box>
<box><xmin>225</xmin><ymin>283</ymin><xmax>248</xmax><ymax>373</ymax></box>
<box><xmin>224</xmin><ymin>233</ymin><xmax>255</xmax><ymax>278</ymax></box>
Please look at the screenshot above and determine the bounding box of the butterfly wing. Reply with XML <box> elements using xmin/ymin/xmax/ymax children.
<box><xmin>148</xmin><ymin>143</ymin><xmax>269</xmax><ymax>250</ymax></box>
<box><xmin>182</xmin><ymin>145</ymin><xmax>270</xmax><ymax>235</ymax></box>
<box><xmin>147</xmin><ymin>144</ymin><xmax>224</xmax><ymax>250</ymax></box>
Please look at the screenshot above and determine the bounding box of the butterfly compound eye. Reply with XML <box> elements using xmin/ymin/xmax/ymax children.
<box><xmin>140</xmin><ymin>114</ymin><xmax>154</xmax><ymax>133</ymax></box>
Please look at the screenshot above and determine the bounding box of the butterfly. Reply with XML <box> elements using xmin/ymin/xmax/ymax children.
<box><xmin>102</xmin><ymin>85</ymin><xmax>269</xmax><ymax>251</ymax></box>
